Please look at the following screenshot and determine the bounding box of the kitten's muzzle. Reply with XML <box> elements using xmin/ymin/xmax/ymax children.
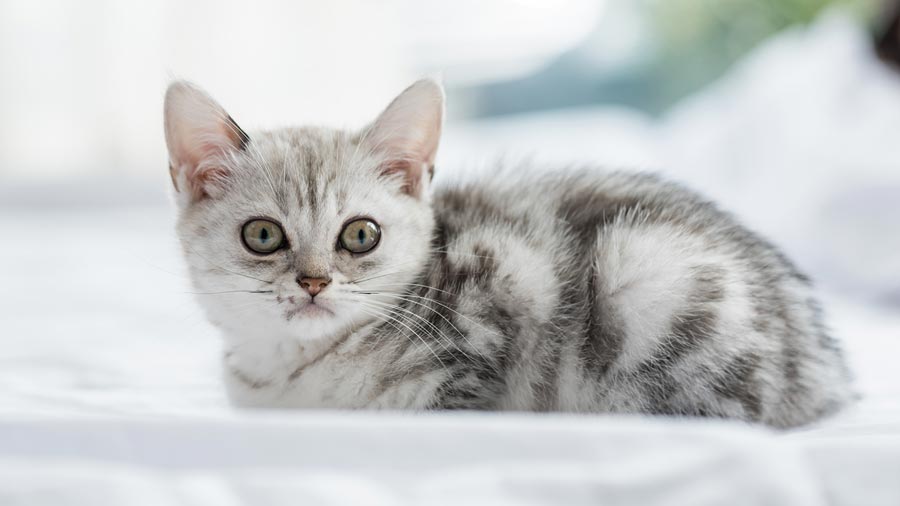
<box><xmin>297</xmin><ymin>276</ymin><xmax>331</xmax><ymax>298</ymax></box>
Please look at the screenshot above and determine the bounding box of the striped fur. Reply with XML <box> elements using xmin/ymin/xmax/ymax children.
<box><xmin>167</xmin><ymin>81</ymin><xmax>853</xmax><ymax>428</ymax></box>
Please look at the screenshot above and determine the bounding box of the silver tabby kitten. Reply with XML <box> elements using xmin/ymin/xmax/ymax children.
<box><xmin>164</xmin><ymin>79</ymin><xmax>852</xmax><ymax>427</ymax></box>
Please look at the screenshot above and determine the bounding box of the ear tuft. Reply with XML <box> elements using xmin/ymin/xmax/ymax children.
<box><xmin>164</xmin><ymin>81</ymin><xmax>249</xmax><ymax>204</ymax></box>
<box><xmin>363</xmin><ymin>78</ymin><xmax>445</xmax><ymax>198</ymax></box>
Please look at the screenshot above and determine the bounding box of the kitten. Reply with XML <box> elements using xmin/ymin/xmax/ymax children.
<box><xmin>164</xmin><ymin>79</ymin><xmax>852</xmax><ymax>427</ymax></box>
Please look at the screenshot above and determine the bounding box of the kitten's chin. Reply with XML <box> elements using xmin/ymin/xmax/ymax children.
<box><xmin>280</xmin><ymin>300</ymin><xmax>364</xmax><ymax>342</ymax></box>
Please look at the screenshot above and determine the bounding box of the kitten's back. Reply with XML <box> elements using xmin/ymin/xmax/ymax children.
<box><xmin>423</xmin><ymin>170</ymin><xmax>852</xmax><ymax>425</ymax></box>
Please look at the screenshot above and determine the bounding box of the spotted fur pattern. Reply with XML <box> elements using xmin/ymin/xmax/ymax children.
<box><xmin>166</xmin><ymin>80</ymin><xmax>852</xmax><ymax>428</ymax></box>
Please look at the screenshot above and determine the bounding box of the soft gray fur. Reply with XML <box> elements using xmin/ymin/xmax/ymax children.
<box><xmin>165</xmin><ymin>79</ymin><xmax>852</xmax><ymax>428</ymax></box>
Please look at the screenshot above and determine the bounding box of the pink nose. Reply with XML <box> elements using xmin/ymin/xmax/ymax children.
<box><xmin>297</xmin><ymin>276</ymin><xmax>331</xmax><ymax>297</ymax></box>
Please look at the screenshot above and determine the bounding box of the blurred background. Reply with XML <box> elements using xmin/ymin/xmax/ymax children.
<box><xmin>0</xmin><ymin>0</ymin><xmax>886</xmax><ymax>177</ymax></box>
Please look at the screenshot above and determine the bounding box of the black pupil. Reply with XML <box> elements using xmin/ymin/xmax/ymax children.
<box><xmin>260</xmin><ymin>227</ymin><xmax>269</xmax><ymax>243</ymax></box>
<box><xmin>357</xmin><ymin>228</ymin><xmax>366</xmax><ymax>244</ymax></box>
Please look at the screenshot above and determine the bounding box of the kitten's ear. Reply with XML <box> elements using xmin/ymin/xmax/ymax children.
<box><xmin>164</xmin><ymin>81</ymin><xmax>249</xmax><ymax>204</ymax></box>
<box><xmin>363</xmin><ymin>79</ymin><xmax>444</xmax><ymax>199</ymax></box>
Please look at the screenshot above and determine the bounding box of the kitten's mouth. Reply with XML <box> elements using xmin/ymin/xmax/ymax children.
<box><xmin>281</xmin><ymin>297</ymin><xmax>335</xmax><ymax>320</ymax></box>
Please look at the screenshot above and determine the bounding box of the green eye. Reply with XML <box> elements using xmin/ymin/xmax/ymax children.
<box><xmin>241</xmin><ymin>219</ymin><xmax>285</xmax><ymax>254</ymax></box>
<box><xmin>339</xmin><ymin>219</ymin><xmax>381</xmax><ymax>254</ymax></box>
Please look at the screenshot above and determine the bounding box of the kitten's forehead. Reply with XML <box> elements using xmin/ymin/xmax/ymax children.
<box><xmin>233</xmin><ymin>127</ymin><xmax>380</xmax><ymax>223</ymax></box>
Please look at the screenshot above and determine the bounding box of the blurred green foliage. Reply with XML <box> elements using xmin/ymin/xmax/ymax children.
<box><xmin>648</xmin><ymin>0</ymin><xmax>880</xmax><ymax>108</ymax></box>
<box><xmin>463</xmin><ymin>0</ymin><xmax>884</xmax><ymax>117</ymax></box>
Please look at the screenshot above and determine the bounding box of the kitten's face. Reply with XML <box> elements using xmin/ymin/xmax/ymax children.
<box><xmin>165</xmin><ymin>80</ymin><xmax>443</xmax><ymax>343</ymax></box>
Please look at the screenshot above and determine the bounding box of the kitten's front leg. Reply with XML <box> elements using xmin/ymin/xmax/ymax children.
<box><xmin>424</xmin><ymin>367</ymin><xmax>506</xmax><ymax>410</ymax></box>
<box><xmin>222</xmin><ymin>338</ymin><xmax>294</xmax><ymax>407</ymax></box>
<box><xmin>221</xmin><ymin>332</ymin><xmax>343</xmax><ymax>407</ymax></box>
<box><xmin>363</xmin><ymin>367</ymin><xmax>460</xmax><ymax>410</ymax></box>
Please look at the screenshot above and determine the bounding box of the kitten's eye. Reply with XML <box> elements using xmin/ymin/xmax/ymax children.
<box><xmin>241</xmin><ymin>219</ymin><xmax>285</xmax><ymax>254</ymax></box>
<box><xmin>339</xmin><ymin>219</ymin><xmax>381</xmax><ymax>254</ymax></box>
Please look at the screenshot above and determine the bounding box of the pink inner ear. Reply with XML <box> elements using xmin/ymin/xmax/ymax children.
<box><xmin>177</xmin><ymin>122</ymin><xmax>249</xmax><ymax>200</ymax></box>
<box><xmin>165</xmin><ymin>82</ymin><xmax>249</xmax><ymax>202</ymax></box>
<box><xmin>175</xmin><ymin>135</ymin><xmax>216</xmax><ymax>172</ymax></box>
<box><xmin>380</xmin><ymin>159</ymin><xmax>426</xmax><ymax>196</ymax></box>
<box><xmin>172</xmin><ymin>130</ymin><xmax>235</xmax><ymax>200</ymax></box>
<box><xmin>363</xmin><ymin>79</ymin><xmax>444</xmax><ymax>199</ymax></box>
<box><xmin>178</xmin><ymin>115</ymin><xmax>247</xmax><ymax>171</ymax></box>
